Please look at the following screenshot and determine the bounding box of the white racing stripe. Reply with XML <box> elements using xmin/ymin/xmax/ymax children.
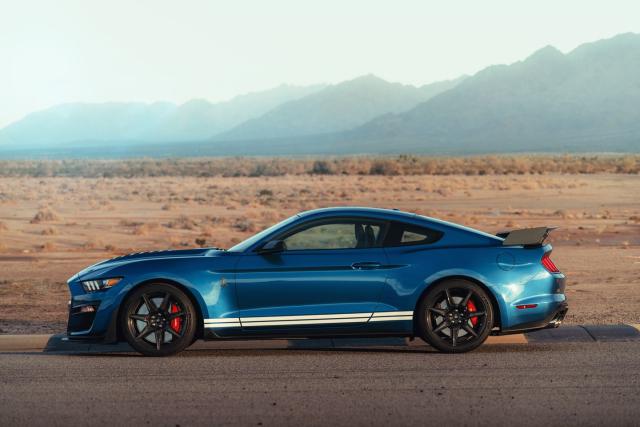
<box><xmin>242</xmin><ymin>318</ymin><xmax>370</xmax><ymax>327</ymax></box>
<box><xmin>371</xmin><ymin>311</ymin><xmax>414</xmax><ymax>317</ymax></box>
<box><xmin>204</xmin><ymin>318</ymin><xmax>241</xmax><ymax>328</ymax></box>
<box><xmin>205</xmin><ymin>322</ymin><xmax>241</xmax><ymax>328</ymax></box>
<box><xmin>204</xmin><ymin>311</ymin><xmax>414</xmax><ymax>328</ymax></box>
<box><xmin>369</xmin><ymin>316</ymin><xmax>414</xmax><ymax>322</ymax></box>
<box><xmin>241</xmin><ymin>313</ymin><xmax>373</xmax><ymax>322</ymax></box>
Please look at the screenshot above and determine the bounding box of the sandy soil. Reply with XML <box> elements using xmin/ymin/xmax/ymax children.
<box><xmin>0</xmin><ymin>173</ymin><xmax>638</xmax><ymax>334</ymax></box>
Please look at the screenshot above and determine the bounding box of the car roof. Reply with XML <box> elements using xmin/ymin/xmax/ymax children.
<box><xmin>298</xmin><ymin>206</ymin><xmax>416</xmax><ymax>221</ymax></box>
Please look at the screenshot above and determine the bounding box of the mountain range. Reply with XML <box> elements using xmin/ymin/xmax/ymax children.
<box><xmin>1</xmin><ymin>32</ymin><xmax>639</xmax><ymax>157</ymax></box>
<box><xmin>0</xmin><ymin>84</ymin><xmax>326</xmax><ymax>147</ymax></box>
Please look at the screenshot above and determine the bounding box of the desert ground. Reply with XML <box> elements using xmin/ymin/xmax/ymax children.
<box><xmin>0</xmin><ymin>171</ymin><xmax>638</xmax><ymax>334</ymax></box>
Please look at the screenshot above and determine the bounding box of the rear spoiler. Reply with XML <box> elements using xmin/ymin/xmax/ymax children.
<box><xmin>497</xmin><ymin>227</ymin><xmax>557</xmax><ymax>247</ymax></box>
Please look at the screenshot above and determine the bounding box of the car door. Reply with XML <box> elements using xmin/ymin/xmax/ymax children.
<box><xmin>234</xmin><ymin>218</ymin><xmax>390</xmax><ymax>332</ymax></box>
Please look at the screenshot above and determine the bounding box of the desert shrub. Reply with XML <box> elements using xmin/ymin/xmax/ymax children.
<box><xmin>0</xmin><ymin>155</ymin><xmax>638</xmax><ymax>178</ymax></box>
<box><xmin>257</xmin><ymin>189</ymin><xmax>274</xmax><ymax>197</ymax></box>
<box><xmin>119</xmin><ymin>219</ymin><xmax>143</xmax><ymax>227</ymax></box>
<box><xmin>83</xmin><ymin>238</ymin><xmax>103</xmax><ymax>249</ymax></box>
<box><xmin>311</xmin><ymin>160</ymin><xmax>335</xmax><ymax>175</ymax></box>
<box><xmin>133</xmin><ymin>223</ymin><xmax>159</xmax><ymax>235</ymax></box>
<box><xmin>233</xmin><ymin>217</ymin><xmax>255</xmax><ymax>232</ymax></box>
<box><xmin>167</xmin><ymin>215</ymin><xmax>198</xmax><ymax>230</ymax></box>
<box><xmin>38</xmin><ymin>242</ymin><xmax>56</xmax><ymax>252</ymax></box>
<box><xmin>369</xmin><ymin>160</ymin><xmax>402</xmax><ymax>176</ymax></box>
<box><xmin>30</xmin><ymin>208</ymin><xmax>59</xmax><ymax>224</ymax></box>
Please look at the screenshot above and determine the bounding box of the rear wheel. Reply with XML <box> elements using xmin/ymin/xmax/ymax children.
<box><xmin>417</xmin><ymin>279</ymin><xmax>494</xmax><ymax>353</ymax></box>
<box><xmin>120</xmin><ymin>283</ymin><xmax>197</xmax><ymax>356</ymax></box>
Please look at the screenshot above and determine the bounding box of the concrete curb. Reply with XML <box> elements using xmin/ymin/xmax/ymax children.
<box><xmin>0</xmin><ymin>334</ymin><xmax>51</xmax><ymax>352</ymax></box>
<box><xmin>1</xmin><ymin>325</ymin><xmax>638</xmax><ymax>354</ymax></box>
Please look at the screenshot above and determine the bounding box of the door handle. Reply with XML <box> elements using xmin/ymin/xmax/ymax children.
<box><xmin>351</xmin><ymin>262</ymin><xmax>383</xmax><ymax>270</ymax></box>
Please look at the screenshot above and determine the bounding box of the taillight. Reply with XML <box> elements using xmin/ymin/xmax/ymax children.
<box><xmin>541</xmin><ymin>252</ymin><xmax>560</xmax><ymax>273</ymax></box>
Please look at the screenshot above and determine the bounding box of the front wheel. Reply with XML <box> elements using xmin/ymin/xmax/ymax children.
<box><xmin>120</xmin><ymin>283</ymin><xmax>197</xmax><ymax>356</ymax></box>
<box><xmin>417</xmin><ymin>279</ymin><xmax>494</xmax><ymax>353</ymax></box>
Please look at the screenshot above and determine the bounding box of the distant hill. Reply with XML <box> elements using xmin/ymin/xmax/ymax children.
<box><xmin>0</xmin><ymin>84</ymin><xmax>325</xmax><ymax>147</ymax></box>
<box><xmin>215</xmin><ymin>74</ymin><xmax>464</xmax><ymax>140</ymax></box>
<box><xmin>1</xmin><ymin>33</ymin><xmax>639</xmax><ymax>158</ymax></box>
<box><xmin>0</xmin><ymin>102</ymin><xmax>176</xmax><ymax>147</ymax></box>
<box><xmin>146</xmin><ymin>84</ymin><xmax>326</xmax><ymax>142</ymax></box>
<box><xmin>335</xmin><ymin>32</ymin><xmax>640</xmax><ymax>154</ymax></box>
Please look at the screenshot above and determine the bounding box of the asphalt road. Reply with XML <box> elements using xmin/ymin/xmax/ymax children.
<box><xmin>1</xmin><ymin>342</ymin><xmax>640</xmax><ymax>426</ymax></box>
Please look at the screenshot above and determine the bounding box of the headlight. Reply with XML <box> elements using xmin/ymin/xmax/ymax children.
<box><xmin>81</xmin><ymin>277</ymin><xmax>122</xmax><ymax>292</ymax></box>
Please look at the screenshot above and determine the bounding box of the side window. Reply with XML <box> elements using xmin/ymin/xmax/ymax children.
<box><xmin>384</xmin><ymin>222</ymin><xmax>443</xmax><ymax>247</ymax></box>
<box><xmin>283</xmin><ymin>221</ymin><xmax>383</xmax><ymax>251</ymax></box>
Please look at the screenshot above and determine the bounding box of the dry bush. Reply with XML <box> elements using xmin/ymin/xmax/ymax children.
<box><xmin>257</xmin><ymin>189</ymin><xmax>274</xmax><ymax>197</ymax></box>
<box><xmin>38</xmin><ymin>242</ymin><xmax>56</xmax><ymax>252</ymax></box>
<box><xmin>369</xmin><ymin>159</ymin><xmax>402</xmax><ymax>176</ymax></box>
<box><xmin>30</xmin><ymin>208</ymin><xmax>59</xmax><ymax>223</ymax></box>
<box><xmin>233</xmin><ymin>217</ymin><xmax>255</xmax><ymax>232</ymax></box>
<box><xmin>41</xmin><ymin>227</ymin><xmax>57</xmax><ymax>235</ymax></box>
<box><xmin>119</xmin><ymin>219</ymin><xmax>143</xmax><ymax>227</ymax></box>
<box><xmin>83</xmin><ymin>238</ymin><xmax>104</xmax><ymax>250</ymax></box>
<box><xmin>133</xmin><ymin>222</ymin><xmax>159</xmax><ymax>236</ymax></box>
<box><xmin>167</xmin><ymin>215</ymin><xmax>198</xmax><ymax>230</ymax></box>
<box><xmin>0</xmin><ymin>155</ymin><xmax>638</xmax><ymax>178</ymax></box>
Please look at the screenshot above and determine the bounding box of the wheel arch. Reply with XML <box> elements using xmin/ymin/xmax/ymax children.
<box><xmin>114</xmin><ymin>277</ymin><xmax>205</xmax><ymax>342</ymax></box>
<box><xmin>412</xmin><ymin>275</ymin><xmax>502</xmax><ymax>334</ymax></box>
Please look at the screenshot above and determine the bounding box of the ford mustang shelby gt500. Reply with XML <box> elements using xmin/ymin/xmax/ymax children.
<box><xmin>66</xmin><ymin>207</ymin><xmax>567</xmax><ymax>356</ymax></box>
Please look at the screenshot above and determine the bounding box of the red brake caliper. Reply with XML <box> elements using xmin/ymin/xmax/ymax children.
<box><xmin>467</xmin><ymin>299</ymin><xmax>478</xmax><ymax>326</ymax></box>
<box><xmin>170</xmin><ymin>304</ymin><xmax>182</xmax><ymax>333</ymax></box>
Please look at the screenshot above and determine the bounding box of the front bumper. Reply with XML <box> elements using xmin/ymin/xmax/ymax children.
<box><xmin>66</xmin><ymin>280</ymin><xmax>121</xmax><ymax>344</ymax></box>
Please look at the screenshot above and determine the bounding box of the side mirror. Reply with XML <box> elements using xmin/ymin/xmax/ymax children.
<box><xmin>257</xmin><ymin>240</ymin><xmax>286</xmax><ymax>254</ymax></box>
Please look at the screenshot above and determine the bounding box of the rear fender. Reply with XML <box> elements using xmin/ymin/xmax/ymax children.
<box><xmin>416</xmin><ymin>269</ymin><xmax>506</xmax><ymax>329</ymax></box>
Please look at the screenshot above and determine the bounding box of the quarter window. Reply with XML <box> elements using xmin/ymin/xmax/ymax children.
<box><xmin>384</xmin><ymin>222</ymin><xmax>443</xmax><ymax>247</ymax></box>
<box><xmin>401</xmin><ymin>229</ymin><xmax>428</xmax><ymax>243</ymax></box>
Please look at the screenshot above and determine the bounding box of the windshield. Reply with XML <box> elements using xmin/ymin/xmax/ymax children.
<box><xmin>228</xmin><ymin>215</ymin><xmax>299</xmax><ymax>252</ymax></box>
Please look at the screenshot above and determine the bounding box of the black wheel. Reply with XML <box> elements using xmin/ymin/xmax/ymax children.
<box><xmin>417</xmin><ymin>279</ymin><xmax>494</xmax><ymax>353</ymax></box>
<box><xmin>120</xmin><ymin>283</ymin><xmax>197</xmax><ymax>356</ymax></box>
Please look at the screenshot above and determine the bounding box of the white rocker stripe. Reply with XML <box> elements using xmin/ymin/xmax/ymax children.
<box><xmin>204</xmin><ymin>318</ymin><xmax>240</xmax><ymax>323</ymax></box>
<box><xmin>240</xmin><ymin>312</ymin><xmax>373</xmax><ymax>322</ymax></box>
<box><xmin>371</xmin><ymin>311</ymin><xmax>414</xmax><ymax>317</ymax></box>
<box><xmin>203</xmin><ymin>311</ymin><xmax>414</xmax><ymax>328</ymax></box>
<box><xmin>369</xmin><ymin>315</ymin><xmax>414</xmax><ymax>322</ymax></box>
<box><xmin>204</xmin><ymin>322</ymin><xmax>241</xmax><ymax>328</ymax></box>
<box><xmin>204</xmin><ymin>318</ymin><xmax>241</xmax><ymax>328</ymax></box>
<box><xmin>242</xmin><ymin>318</ymin><xmax>369</xmax><ymax>327</ymax></box>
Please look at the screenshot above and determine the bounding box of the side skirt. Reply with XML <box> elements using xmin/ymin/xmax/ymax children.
<box><xmin>203</xmin><ymin>330</ymin><xmax>413</xmax><ymax>341</ymax></box>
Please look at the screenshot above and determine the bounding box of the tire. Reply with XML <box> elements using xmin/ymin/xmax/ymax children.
<box><xmin>417</xmin><ymin>279</ymin><xmax>494</xmax><ymax>353</ymax></box>
<box><xmin>120</xmin><ymin>283</ymin><xmax>197</xmax><ymax>357</ymax></box>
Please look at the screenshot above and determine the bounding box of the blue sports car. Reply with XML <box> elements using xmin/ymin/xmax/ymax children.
<box><xmin>66</xmin><ymin>207</ymin><xmax>567</xmax><ymax>356</ymax></box>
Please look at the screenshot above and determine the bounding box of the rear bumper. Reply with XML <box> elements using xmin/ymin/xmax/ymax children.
<box><xmin>499</xmin><ymin>301</ymin><xmax>568</xmax><ymax>334</ymax></box>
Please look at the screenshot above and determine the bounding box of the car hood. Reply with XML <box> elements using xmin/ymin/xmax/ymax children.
<box><xmin>69</xmin><ymin>247</ymin><xmax>226</xmax><ymax>281</ymax></box>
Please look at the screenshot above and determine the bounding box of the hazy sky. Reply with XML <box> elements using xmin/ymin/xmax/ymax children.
<box><xmin>1</xmin><ymin>0</ymin><xmax>639</xmax><ymax>127</ymax></box>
